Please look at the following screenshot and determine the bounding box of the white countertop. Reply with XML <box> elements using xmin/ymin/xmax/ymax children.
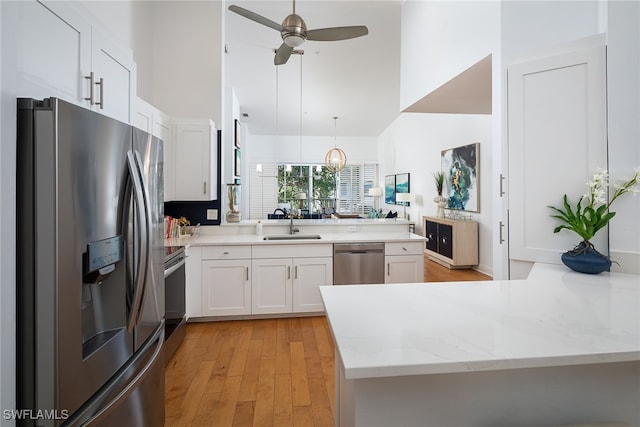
<box><xmin>167</xmin><ymin>232</ymin><xmax>425</xmax><ymax>247</ymax></box>
<box><xmin>320</xmin><ymin>263</ymin><xmax>640</xmax><ymax>380</ymax></box>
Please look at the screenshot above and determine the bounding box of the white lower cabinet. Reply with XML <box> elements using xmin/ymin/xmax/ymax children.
<box><xmin>200</xmin><ymin>246</ymin><xmax>252</xmax><ymax>316</ymax></box>
<box><xmin>251</xmin><ymin>256</ymin><xmax>333</xmax><ymax>315</ymax></box>
<box><xmin>292</xmin><ymin>257</ymin><xmax>333</xmax><ymax>313</ymax></box>
<box><xmin>251</xmin><ymin>258</ymin><xmax>292</xmax><ymax>315</ymax></box>
<box><xmin>202</xmin><ymin>259</ymin><xmax>251</xmax><ymax>316</ymax></box>
<box><xmin>385</xmin><ymin>242</ymin><xmax>425</xmax><ymax>284</ymax></box>
<box><xmin>251</xmin><ymin>244</ymin><xmax>333</xmax><ymax>315</ymax></box>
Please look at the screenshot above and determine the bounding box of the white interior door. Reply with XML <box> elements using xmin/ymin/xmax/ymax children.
<box><xmin>507</xmin><ymin>45</ymin><xmax>607</xmax><ymax>274</ymax></box>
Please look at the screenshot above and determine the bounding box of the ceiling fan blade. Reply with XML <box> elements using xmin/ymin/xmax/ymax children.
<box><xmin>274</xmin><ymin>43</ymin><xmax>294</xmax><ymax>65</ymax></box>
<box><xmin>306</xmin><ymin>25</ymin><xmax>368</xmax><ymax>42</ymax></box>
<box><xmin>228</xmin><ymin>5</ymin><xmax>282</xmax><ymax>32</ymax></box>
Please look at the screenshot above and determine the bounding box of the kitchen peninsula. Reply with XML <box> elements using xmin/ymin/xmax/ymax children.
<box><xmin>320</xmin><ymin>263</ymin><xmax>640</xmax><ymax>426</ymax></box>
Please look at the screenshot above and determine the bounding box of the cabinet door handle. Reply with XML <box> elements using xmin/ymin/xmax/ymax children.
<box><xmin>203</xmin><ymin>182</ymin><xmax>207</xmax><ymax>194</ymax></box>
<box><xmin>294</xmin><ymin>265</ymin><xmax>298</xmax><ymax>279</ymax></box>
<box><xmin>288</xmin><ymin>266</ymin><xmax>291</xmax><ymax>279</ymax></box>
<box><xmin>246</xmin><ymin>266</ymin><xmax>249</xmax><ymax>281</ymax></box>
<box><xmin>442</xmin><ymin>237</ymin><xmax>447</xmax><ymax>244</ymax></box>
<box><xmin>387</xmin><ymin>263</ymin><xmax>390</xmax><ymax>276</ymax></box>
<box><xmin>95</xmin><ymin>77</ymin><xmax>104</xmax><ymax>109</ymax></box>
<box><xmin>499</xmin><ymin>221</ymin><xmax>506</xmax><ymax>244</ymax></box>
<box><xmin>84</xmin><ymin>72</ymin><xmax>95</xmax><ymax>105</ymax></box>
<box><xmin>500</xmin><ymin>173</ymin><xmax>506</xmax><ymax>197</ymax></box>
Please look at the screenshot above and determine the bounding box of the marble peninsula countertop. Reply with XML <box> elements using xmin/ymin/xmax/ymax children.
<box><xmin>320</xmin><ymin>263</ymin><xmax>640</xmax><ymax>380</ymax></box>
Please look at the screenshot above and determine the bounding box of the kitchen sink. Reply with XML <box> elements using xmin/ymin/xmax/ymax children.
<box><xmin>263</xmin><ymin>234</ymin><xmax>322</xmax><ymax>241</ymax></box>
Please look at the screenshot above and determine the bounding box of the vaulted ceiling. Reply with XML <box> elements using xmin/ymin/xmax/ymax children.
<box><xmin>224</xmin><ymin>0</ymin><xmax>402</xmax><ymax>138</ymax></box>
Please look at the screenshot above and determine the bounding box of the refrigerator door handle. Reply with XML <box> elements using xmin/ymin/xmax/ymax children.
<box><xmin>65</xmin><ymin>321</ymin><xmax>165</xmax><ymax>426</ymax></box>
<box><xmin>133</xmin><ymin>150</ymin><xmax>154</xmax><ymax>326</ymax></box>
<box><xmin>126</xmin><ymin>150</ymin><xmax>150</xmax><ymax>332</ymax></box>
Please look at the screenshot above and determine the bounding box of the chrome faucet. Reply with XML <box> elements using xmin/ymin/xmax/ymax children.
<box><xmin>289</xmin><ymin>212</ymin><xmax>299</xmax><ymax>235</ymax></box>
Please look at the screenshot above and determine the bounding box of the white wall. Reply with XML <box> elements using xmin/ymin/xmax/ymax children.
<box><xmin>395</xmin><ymin>0</ymin><xmax>498</xmax><ymax>276</ymax></box>
<box><xmin>378</xmin><ymin>113</ymin><xmax>494</xmax><ymax>275</ymax></box>
<box><xmin>400</xmin><ymin>0</ymin><xmax>499</xmax><ymax>111</ymax></box>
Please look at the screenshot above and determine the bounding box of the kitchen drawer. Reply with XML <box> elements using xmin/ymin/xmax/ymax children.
<box><xmin>385</xmin><ymin>241</ymin><xmax>424</xmax><ymax>256</ymax></box>
<box><xmin>201</xmin><ymin>245</ymin><xmax>251</xmax><ymax>260</ymax></box>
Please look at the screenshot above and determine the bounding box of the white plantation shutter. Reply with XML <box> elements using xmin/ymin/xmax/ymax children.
<box><xmin>250</xmin><ymin>162</ymin><xmax>278</xmax><ymax>220</ymax></box>
<box><xmin>337</xmin><ymin>163</ymin><xmax>377</xmax><ymax>214</ymax></box>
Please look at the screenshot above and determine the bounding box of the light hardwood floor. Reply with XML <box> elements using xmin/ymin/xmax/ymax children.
<box><xmin>164</xmin><ymin>256</ymin><xmax>491</xmax><ymax>426</ymax></box>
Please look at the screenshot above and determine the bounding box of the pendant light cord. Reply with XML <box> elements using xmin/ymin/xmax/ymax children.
<box><xmin>299</xmin><ymin>54</ymin><xmax>303</xmax><ymax>163</ymax></box>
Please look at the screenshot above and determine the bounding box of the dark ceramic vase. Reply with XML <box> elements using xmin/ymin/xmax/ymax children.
<box><xmin>561</xmin><ymin>241</ymin><xmax>612</xmax><ymax>274</ymax></box>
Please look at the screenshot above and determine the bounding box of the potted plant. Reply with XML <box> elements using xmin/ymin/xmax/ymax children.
<box><xmin>432</xmin><ymin>171</ymin><xmax>447</xmax><ymax>218</ymax></box>
<box><xmin>548</xmin><ymin>167</ymin><xmax>639</xmax><ymax>274</ymax></box>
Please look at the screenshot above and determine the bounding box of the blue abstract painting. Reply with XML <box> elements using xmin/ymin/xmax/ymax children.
<box><xmin>384</xmin><ymin>175</ymin><xmax>395</xmax><ymax>204</ymax></box>
<box><xmin>441</xmin><ymin>143</ymin><xmax>479</xmax><ymax>212</ymax></box>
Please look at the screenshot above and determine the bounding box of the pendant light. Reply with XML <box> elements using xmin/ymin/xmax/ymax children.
<box><xmin>325</xmin><ymin>116</ymin><xmax>347</xmax><ymax>172</ymax></box>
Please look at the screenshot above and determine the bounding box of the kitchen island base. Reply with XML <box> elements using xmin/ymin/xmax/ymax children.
<box><xmin>336</xmin><ymin>355</ymin><xmax>640</xmax><ymax>426</ymax></box>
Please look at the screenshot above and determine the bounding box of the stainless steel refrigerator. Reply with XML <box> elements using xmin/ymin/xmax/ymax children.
<box><xmin>16</xmin><ymin>98</ymin><xmax>165</xmax><ymax>426</ymax></box>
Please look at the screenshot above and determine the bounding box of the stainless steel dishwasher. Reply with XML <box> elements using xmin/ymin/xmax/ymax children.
<box><xmin>333</xmin><ymin>243</ymin><xmax>385</xmax><ymax>285</ymax></box>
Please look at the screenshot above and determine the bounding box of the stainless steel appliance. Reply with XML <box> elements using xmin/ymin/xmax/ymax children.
<box><xmin>164</xmin><ymin>246</ymin><xmax>186</xmax><ymax>363</ymax></box>
<box><xmin>16</xmin><ymin>98</ymin><xmax>165</xmax><ymax>426</ymax></box>
<box><xmin>333</xmin><ymin>243</ymin><xmax>385</xmax><ymax>285</ymax></box>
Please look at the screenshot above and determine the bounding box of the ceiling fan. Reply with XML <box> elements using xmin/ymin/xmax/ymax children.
<box><xmin>228</xmin><ymin>0</ymin><xmax>369</xmax><ymax>65</ymax></box>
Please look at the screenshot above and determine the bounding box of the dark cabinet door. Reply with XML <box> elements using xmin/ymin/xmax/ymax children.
<box><xmin>438</xmin><ymin>224</ymin><xmax>453</xmax><ymax>259</ymax></box>
<box><xmin>425</xmin><ymin>220</ymin><xmax>438</xmax><ymax>252</ymax></box>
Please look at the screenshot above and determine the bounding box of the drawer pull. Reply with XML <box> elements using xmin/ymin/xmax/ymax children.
<box><xmin>402</xmin><ymin>247</ymin><xmax>407</xmax><ymax>251</ymax></box>
<box><xmin>223</xmin><ymin>251</ymin><xmax>229</xmax><ymax>255</ymax></box>
<box><xmin>442</xmin><ymin>238</ymin><xmax>447</xmax><ymax>244</ymax></box>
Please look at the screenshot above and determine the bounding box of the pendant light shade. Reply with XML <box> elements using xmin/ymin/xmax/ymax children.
<box><xmin>325</xmin><ymin>116</ymin><xmax>347</xmax><ymax>172</ymax></box>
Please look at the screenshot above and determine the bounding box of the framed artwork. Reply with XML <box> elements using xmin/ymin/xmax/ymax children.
<box><xmin>395</xmin><ymin>173</ymin><xmax>410</xmax><ymax>206</ymax></box>
<box><xmin>384</xmin><ymin>175</ymin><xmax>395</xmax><ymax>205</ymax></box>
<box><xmin>234</xmin><ymin>148</ymin><xmax>241</xmax><ymax>177</ymax></box>
<box><xmin>441</xmin><ymin>142</ymin><xmax>480</xmax><ymax>212</ymax></box>
<box><xmin>234</xmin><ymin>119</ymin><xmax>241</xmax><ymax>149</ymax></box>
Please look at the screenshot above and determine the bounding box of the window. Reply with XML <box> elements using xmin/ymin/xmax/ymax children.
<box><xmin>250</xmin><ymin>162</ymin><xmax>378</xmax><ymax>219</ymax></box>
<box><xmin>337</xmin><ymin>163</ymin><xmax>377</xmax><ymax>215</ymax></box>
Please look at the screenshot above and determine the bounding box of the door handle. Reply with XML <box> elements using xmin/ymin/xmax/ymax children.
<box><xmin>126</xmin><ymin>150</ymin><xmax>151</xmax><ymax>332</ymax></box>
<box><xmin>95</xmin><ymin>77</ymin><xmax>104</xmax><ymax>109</ymax></box>
<box><xmin>288</xmin><ymin>265</ymin><xmax>291</xmax><ymax>279</ymax></box>
<box><xmin>84</xmin><ymin>72</ymin><xmax>95</xmax><ymax>105</ymax></box>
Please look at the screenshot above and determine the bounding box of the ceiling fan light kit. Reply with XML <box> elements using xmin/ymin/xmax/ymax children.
<box><xmin>229</xmin><ymin>0</ymin><xmax>369</xmax><ymax>65</ymax></box>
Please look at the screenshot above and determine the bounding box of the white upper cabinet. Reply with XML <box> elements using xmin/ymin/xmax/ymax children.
<box><xmin>173</xmin><ymin>119</ymin><xmax>218</xmax><ymax>201</ymax></box>
<box><xmin>89</xmin><ymin>26</ymin><xmax>137</xmax><ymax>123</ymax></box>
<box><xmin>19</xmin><ymin>1</ymin><xmax>91</xmax><ymax>102</ymax></box>
<box><xmin>18</xmin><ymin>0</ymin><xmax>136</xmax><ymax>123</ymax></box>
<box><xmin>134</xmin><ymin>98</ymin><xmax>174</xmax><ymax>202</ymax></box>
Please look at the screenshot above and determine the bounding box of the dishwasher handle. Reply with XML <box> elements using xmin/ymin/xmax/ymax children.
<box><xmin>338</xmin><ymin>249</ymin><xmax>383</xmax><ymax>254</ymax></box>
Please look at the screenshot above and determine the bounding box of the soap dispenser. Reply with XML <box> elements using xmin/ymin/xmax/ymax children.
<box><xmin>256</xmin><ymin>220</ymin><xmax>263</xmax><ymax>236</ymax></box>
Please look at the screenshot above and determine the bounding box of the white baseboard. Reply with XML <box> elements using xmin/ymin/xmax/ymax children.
<box><xmin>474</xmin><ymin>263</ymin><xmax>493</xmax><ymax>278</ymax></box>
<box><xmin>610</xmin><ymin>250</ymin><xmax>640</xmax><ymax>275</ymax></box>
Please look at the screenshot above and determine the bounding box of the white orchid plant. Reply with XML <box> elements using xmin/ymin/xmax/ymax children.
<box><xmin>548</xmin><ymin>167</ymin><xmax>640</xmax><ymax>249</ymax></box>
